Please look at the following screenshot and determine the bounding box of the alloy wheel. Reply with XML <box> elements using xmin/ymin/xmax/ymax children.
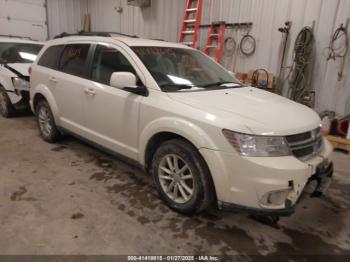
<box><xmin>38</xmin><ymin>106</ymin><xmax>52</xmax><ymax>137</ymax></box>
<box><xmin>158</xmin><ymin>154</ymin><xmax>195</xmax><ymax>204</ymax></box>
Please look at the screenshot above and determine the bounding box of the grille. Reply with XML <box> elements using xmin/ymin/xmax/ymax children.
<box><xmin>286</xmin><ymin>127</ymin><xmax>323</xmax><ymax>161</ymax></box>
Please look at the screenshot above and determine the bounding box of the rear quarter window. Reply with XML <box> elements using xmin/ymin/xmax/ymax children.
<box><xmin>38</xmin><ymin>45</ymin><xmax>64</xmax><ymax>70</ymax></box>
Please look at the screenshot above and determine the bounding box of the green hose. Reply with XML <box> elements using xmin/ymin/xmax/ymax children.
<box><xmin>289</xmin><ymin>27</ymin><xmax>315</xmax><ymax>102</ymax></box>
<box><xmin>346</xmin><ymin>95</ymin><xmax>350</xmax><ymax>115</ymax></box>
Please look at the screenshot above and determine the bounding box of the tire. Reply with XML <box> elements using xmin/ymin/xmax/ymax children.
<box><xmin>151</xmin><ymin>139</ymin><xmax>215</xmax><ymax>214</ymax></box>
<box><xmin>35</xmin><ymin>99</ymin><xmax>61</xmax><ymax>143</ymax></box>
<box><xmin>0</xmin><ymin>87</ymin><xmax>16</xmax><ymax>118</ymax></box>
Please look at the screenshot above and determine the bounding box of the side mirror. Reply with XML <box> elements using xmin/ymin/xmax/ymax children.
<box><xmin>110</xmin><ymin>72</ymin><xmax>137</xmax><ymax>89</ymax></box>
<box><xmin>110</xmin><ymin>72</ymin><xmax>148</xmax><ymax>96</ymax></box>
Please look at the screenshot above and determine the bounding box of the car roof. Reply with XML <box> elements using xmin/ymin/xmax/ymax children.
<box><xmin>45</xmin><ymin>35</ymin><xmax>192</xmax><ymax>49</ymax></box>
<box><xmin>0</xmin><ymin>37</ymin><xmax>43</xmax><ymax>45</ymax></box>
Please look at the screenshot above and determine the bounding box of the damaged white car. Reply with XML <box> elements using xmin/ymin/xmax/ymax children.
<box><xmin>30</xmin><ymin>34</ymin><xmax>333</xmax><ymax>217</ymax></box>
<box><xmin>0</xmin><ymin>37</ymin><xmax>43</xmax><ymax>117</ymax></box>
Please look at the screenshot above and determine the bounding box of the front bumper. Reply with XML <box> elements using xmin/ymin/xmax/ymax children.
<box><xmin>199</xmin><ymin>137</ymin><xmax>333</xmax><ymax>216</ymax></box>
<box><xmin>219</xmin><ymin>162</ymin><xmax>333</xmax><ymax>216</ymax></box>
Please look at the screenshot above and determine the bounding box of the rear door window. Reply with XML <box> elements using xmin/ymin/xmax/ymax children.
<box><xmin>37</xmin><ymin>45</ymin><xmax>64</xmax><ymax>69</ymax></box>
<box><xmin>59</xmin><ymin>44</ymin><xmax>91</xmax><ymax>78</ymax></box>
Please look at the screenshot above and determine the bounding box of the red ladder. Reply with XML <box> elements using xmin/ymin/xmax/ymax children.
<box><xmin>179</xmin><ymin>0</ymin><xmax>203</xmax><ymax>48</ymax></box>
<box><xmin>204</xmin><ymin>22</ymin><xmax>226</xmax><ymax>62</ymax></box>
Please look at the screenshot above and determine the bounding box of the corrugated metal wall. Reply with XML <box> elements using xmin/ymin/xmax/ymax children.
<box><xmin>46</xmin><ymin>0</ymin><xmax>87</xmax><ymax>39</ymax></box>
<box><xmin>87</xmin><ymin>0</ymin><xmax>186</xmax><ymax>42</ymax></box>
<box><xmin>48</xmin><ymin>0</ymin><xmax>350</xmax><ymax>115</ymax></box>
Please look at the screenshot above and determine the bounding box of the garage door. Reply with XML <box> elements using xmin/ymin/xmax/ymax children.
<box><xmin>0</xmin><ymin>0</ymin><xmax>47</xmax><ymax>41</ymax></box>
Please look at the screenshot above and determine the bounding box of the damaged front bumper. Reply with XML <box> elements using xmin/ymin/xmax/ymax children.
<box><xmin>219</xmin><ymin>161</ymin><xmax>334</xmax><ymax>217</ymax></box>
<box><xmin>200</xmin><ymin>137</ymin><xmax>334</xmax><ymax>217</ymax></box>
<box><xmin>304</xmin><ymin>162</ymin><xmax>334</xmax><ymax>198</ymax></box>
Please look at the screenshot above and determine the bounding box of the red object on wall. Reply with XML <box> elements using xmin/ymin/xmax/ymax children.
<box><xmin>204</xmin><ymin>22</ymin><xmax>226</xmax><ymax>63</ymax></box>
<box><xmin>179</xmin><ymin>0</ymin><xmax>203</xmax><ymax>48</ymax></box>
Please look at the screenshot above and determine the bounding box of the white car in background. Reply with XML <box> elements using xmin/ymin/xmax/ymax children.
<box><xmin>0</xmin><ymin>37</ymin><xmax>43</xmax><ymax>117</ymax></box>
<box><xmin>29</xmin><ymin>33</ymin><xmax>333</xmax><ymax>217</ymax></box>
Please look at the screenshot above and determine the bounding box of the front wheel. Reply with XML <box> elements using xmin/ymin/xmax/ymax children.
<box><xmin>0</xmin><ymin>88</ymin><xmax>16</xmax><ymax>118</ymax></box>
<box><xmin>36</xmin><ymin>100</ymin><xmax>61</xmax><ymax>143</ymax></box>
<box><xmin>151</xmin><ymin>139</ymin><xmax>215</xmax><ymax>214</ymax></box>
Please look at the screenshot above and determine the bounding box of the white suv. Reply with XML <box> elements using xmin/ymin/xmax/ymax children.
<box><xmin>0</xmin><ymin>37</ymin><xmax>43</xmax><ymax>117</ymax></box>
<box><xmin>30</xmin><ymin>33</ymin><xmax>333</xmax><ymax>216</ymax></box>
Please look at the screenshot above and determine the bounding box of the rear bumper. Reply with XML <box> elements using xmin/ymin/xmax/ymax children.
<box><xmin>200</xmin><ymin>137</ymin><xmax>333</xmax><ymax>215</ymax></box>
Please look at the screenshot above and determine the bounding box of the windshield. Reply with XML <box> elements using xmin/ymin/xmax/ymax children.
<box><xmin>132</xmin><ymin>46</ymin><xmax>242</xmax><ymax>91</ymax></box>
<box><xmin>0</xmin><ymin>43</ymin><xmax>43</xmax><ymax>64</ymax></box>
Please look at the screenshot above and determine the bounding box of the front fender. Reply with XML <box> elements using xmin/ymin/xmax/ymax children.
<box><xmin>31</xmin><ymin>84</ymin><xmax>61</xmax><ymax>126</ymax></box>
<box><xmin>0</xmin><ymin>76</ymin><xmax>14</xmax><ymax>91</ymax></box>
<box><xmin>0</xmin><ymin>76</ymin><xmax>22</xmax><ymax>104</ymax></box>
<box><xmin>138</xmin><ymin>117</ymin><xmax>218</xmax><ymax>165</ymax></box>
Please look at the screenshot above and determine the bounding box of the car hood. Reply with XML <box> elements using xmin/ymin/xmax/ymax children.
<box><xmin>6</xmin><ymin>63</ymin><xmax>30</xmax><ymax>77</ymax></box>
<box><xmin>167</xmin><ymin>87</ymin><xmax>321</xmax><ymax>136</ymax></box>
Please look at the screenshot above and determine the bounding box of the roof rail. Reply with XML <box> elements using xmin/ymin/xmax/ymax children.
<box><xmin>98</xmin><ymin>31</ymin><xmax>139</xmax><ymax>38</ymax></box>
<box><xmin>150</xmin><ymin>38</ymin><xmax>167</xmax><ymax>42</ymax></box>
<box><xmin>0</xmin><ymin>35</ymin><xmax>33</xmax><ymax>40</ymax></box>
<box><xmin>53</xmin><ymin>31</ymin><xmax>139</xmax><ymax>39</ymax></box>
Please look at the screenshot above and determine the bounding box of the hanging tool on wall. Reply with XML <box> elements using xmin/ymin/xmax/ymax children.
<box><xmin>201</xmin><ymin>22</ymin><xmax>253</xmax><ymax>63</ymax></box>
<box><xmin>288</xmin><ymin>26</ymin><xmax>315</xmax><ymax>102</ymax></box>
<box><xmin>324</xmin><ymin>19</ymin><xmax>349</xmax><ymax>81</ymax></box>
<box><xmin>276</xmin><ymin>21</ymin><xmax>292</xmax><ymax>95</ymax></box>
<box><xmin>179</xmin><ymin>0</ymin><xmax>203</xmax><ymax>48</ymax></box>
<box><xmin>239</xmin><ymin>27</ymin><xmax>256</xmax><ymax>56</ymax></box>
<box><xmin>223</xmin><ymin>36</ymin><xmax>237</xmax><ymax>57</ymax></box>
<box><xmin>203</xmin><ymin>21</ymin><xmax>226</xmax><ymax>62</ymax></box>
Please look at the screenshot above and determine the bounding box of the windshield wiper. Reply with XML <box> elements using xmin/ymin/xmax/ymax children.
<box><xmin>160</xmin><ymin>84</ymin><xmax>195</xmax><ymax>92</ymax></box>
<box><xmin>201</xmin><ymin>81</ymin><xmax>244</xmax><ymax>88</ymax></box>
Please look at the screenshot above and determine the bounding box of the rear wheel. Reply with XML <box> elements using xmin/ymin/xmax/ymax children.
<box><xmin>36</xmin><ymin>100</ymin><xmax>61</xmax><ymax>143</ymax></box>
<box><xmin>151</xmin><ymin>139</ymin><xmax>215</xmax><ymax>214</ymax></box>
<box><xmin>0</xmin><ymin>88</ymin><xmax>16</xmax><ymax>118</ymax></box>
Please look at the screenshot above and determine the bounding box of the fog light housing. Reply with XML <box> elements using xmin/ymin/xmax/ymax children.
<box><xmin>260</xmin><ymin>189</ymin><xmax>291</xmax><ymax>206</ymax></box>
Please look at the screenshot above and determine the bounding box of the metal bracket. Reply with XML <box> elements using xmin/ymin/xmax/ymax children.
<box><xmin>200</xmin><ymin>22</ymin><xmax>253</xmax><ymax>29</ymax></box>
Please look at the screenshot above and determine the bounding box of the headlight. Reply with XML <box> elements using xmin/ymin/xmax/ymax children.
<box><xmin>12</xmin><ymin>77</ymin><xmax>30</xmax><ymax>90</ymax></box>
<box><xmin>222</xmin><ymin>129</ymin><xmax>291</xmax><ymax>157</ymax></box>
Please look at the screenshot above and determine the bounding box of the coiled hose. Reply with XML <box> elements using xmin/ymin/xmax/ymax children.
<box><xmin>325</xmin><ymin>24</ymin><xmax>349</xmax><ymax>81</ymax></box>
<box><xmin>346</xmin><ymin>95</ymin><xmax>350</xmax><ymax>115</ymax></box>
<box><xmin>325</xmin><ymin>24</ymin><xmax>349</xmax><ymax>61</ymax></box>
<box><xmin>289</xmin><ymin>27</ymin><xmax>314</xmax><ymax>102</ymax></box>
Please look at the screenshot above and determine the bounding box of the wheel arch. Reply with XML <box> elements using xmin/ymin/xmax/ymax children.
<box><xmin>31</xmin><ymin>85</ymin><xmax>60</xmax><ymax>125</ymax></box>
<box><xmin>143</xmin><ymin>132</ymin><xmax>193</xmax><ymax>172</ymax></box>
<box><xmin>143</xmin><ymin>130</ymin><xmax>218</xmax><ymax>210</ymax></box>
<box><xmin>139</xmin><ymin>117</ymin><xmax>218</xmax><ymax>171</ymax></box>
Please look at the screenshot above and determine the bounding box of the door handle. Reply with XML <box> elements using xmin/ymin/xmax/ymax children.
<box><xmin>49</xmin><ymin>77</ymin><xmax>57</xmax><ymax>83</ymax></box>
<box><xmin>84</xmin><ymin>88</ymin><xmax>96</xmax><ymax>96</ymax></box>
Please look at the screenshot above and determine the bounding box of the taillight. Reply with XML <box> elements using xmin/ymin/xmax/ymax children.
<box><xmin>28</xmin><ymin>66</ymin><xmax>32</xmax><ymax>75</ymax></box>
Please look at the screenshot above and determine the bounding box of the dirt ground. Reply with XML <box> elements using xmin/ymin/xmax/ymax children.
<box><xmin>0</xmin><ymin>115</ymin><xmax>349</xmax><ymax>260</ymax></box>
